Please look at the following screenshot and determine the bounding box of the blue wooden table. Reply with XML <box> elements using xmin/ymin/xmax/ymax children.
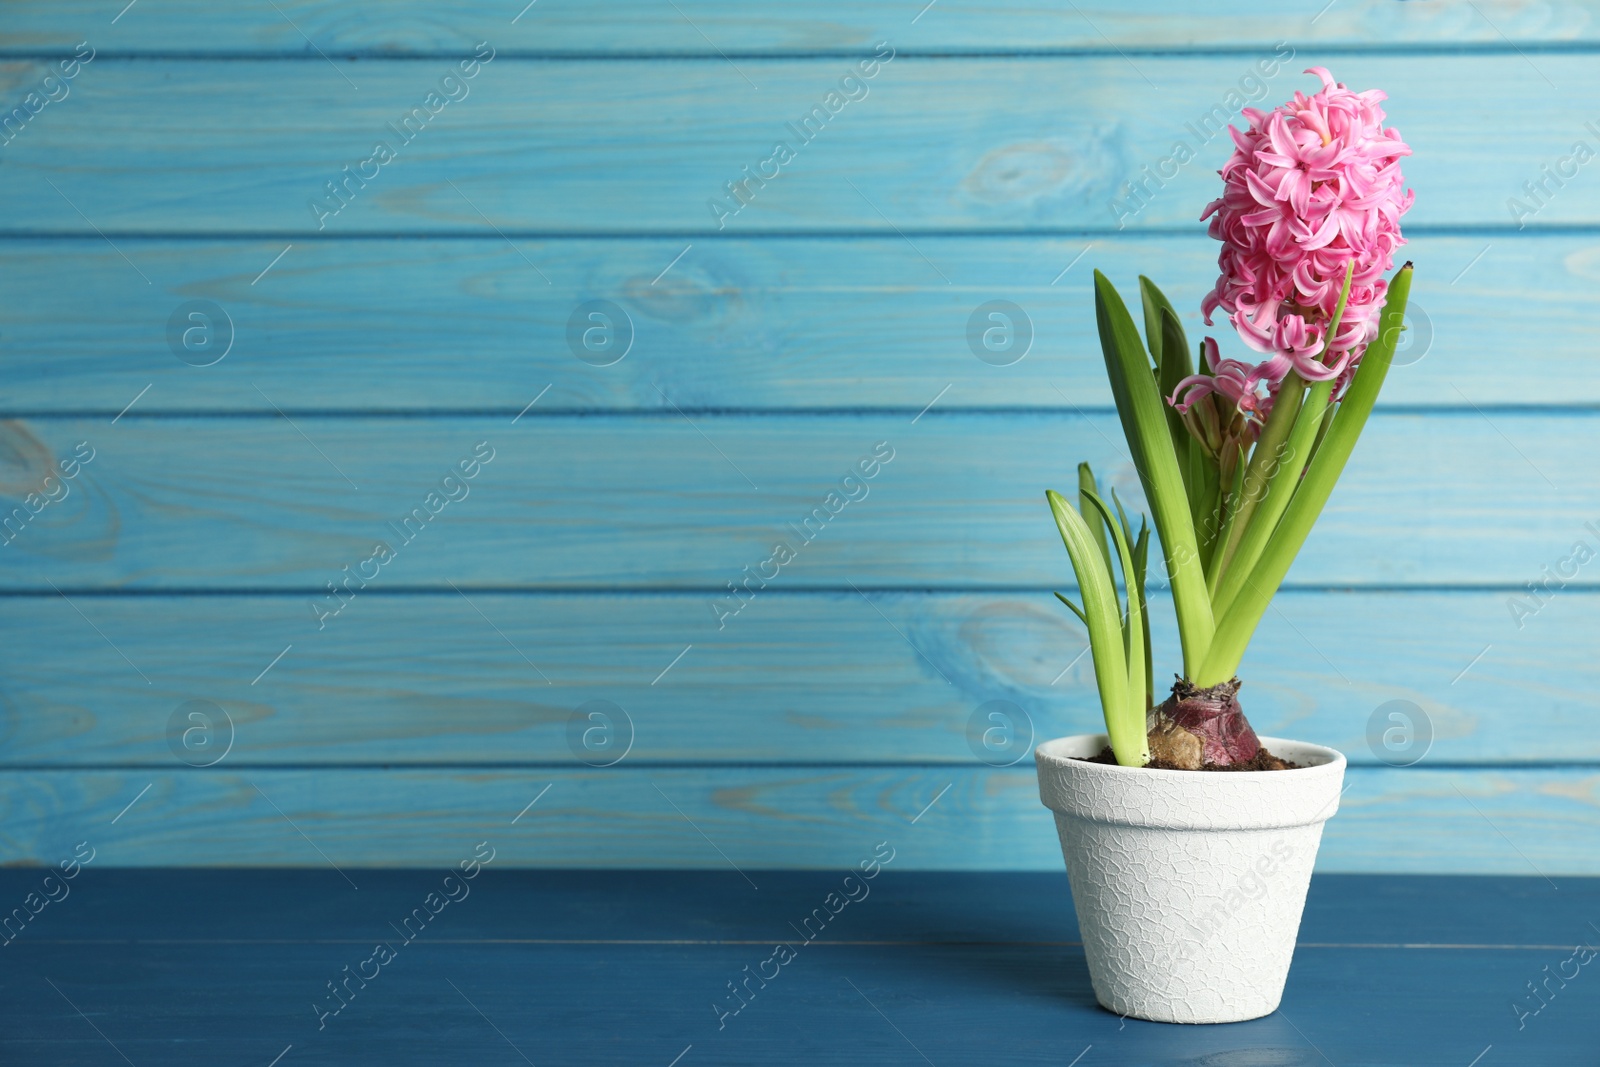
<box><xmin>3</xmin><ymin>869</ymin><xmax>1594</xmax><ymax>1065</ymax></box>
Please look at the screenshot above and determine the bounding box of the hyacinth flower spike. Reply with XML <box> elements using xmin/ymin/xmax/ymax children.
<box><xmin>1049</xmin><ymin>68</ymin><xmax>1415</xmax><ymax>768</ymax></box>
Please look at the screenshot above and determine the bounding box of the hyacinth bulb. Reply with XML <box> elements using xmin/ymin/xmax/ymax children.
<box><xmin>1146</xmin><ymin>678</ymin><xmax>1261</xmax><ymax>768</ymax></box>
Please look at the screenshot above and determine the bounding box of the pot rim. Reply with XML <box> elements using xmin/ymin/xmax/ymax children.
<box><xmin>1035</xmin><ymin>733</ymin><xmax>1347</xmax><ymax>830</ymax></box>
<box><xmin>1035</xmin><ymin>732</ymin><xmax>1345</xmax><ymax>776</ymax></box>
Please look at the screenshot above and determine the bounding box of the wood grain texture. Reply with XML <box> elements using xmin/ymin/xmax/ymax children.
<box><xmin>0</xmin><ymin>412</ymin><xmax>1585</xmax><ymax>589</ymax></box>
<box><xmin>4</xmin><ymin>3</ymin><xmax>1597</xmax><ymax>875</ymax></box>
<box><xmin>5</xmin><ymin>764</ymin><xmax>1599</xmax><ymax>872</ymax></box>
<box><xmin>7</xmin><ymin>0</ymin><xmax>1600</xmax><ymax>53</ymax></box>
<box><xmin>1</xmin><ymin>942</ymin><xmax>1587</xmax><ymax>1066</ymax></box>
<box><xmin>5</xmin><ymin>868</ymin><xmax>1592</xmax><ymax>947</ymax></box>
<box><xmin>0</xmin><ymin>232</ymin><xmax>1575</xmax><ymax>412</ymax></box>
<box><xmin>0</xmin><ymin>55</ymin><xmax>1593</xmax><ymax>233</ymax></box>
<box><xmin>0</xmin><ymin>872</ymin><xmax>1591</xmax><ymax>1066</ymax></box>
<box><xmin>0</xmin><ymin>591</ymin><xmax>1582</xmax><ymax>766</ymax></box>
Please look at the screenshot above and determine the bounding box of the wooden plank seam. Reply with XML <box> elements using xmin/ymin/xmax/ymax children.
<box><xmin>712</xmin><ymin>441</ymin><xmax>896</xmax><ymax>630</ymax></box>
<box><xmin>1109</xmin><ymin>42</ymin><xmax>1297</xmax><ymax>229</ymax></box>
<box><xmin>0</xmin><ymin>40</ymin><xmax>95</xmax><ymax>147</ymax></box>
<box><xmin>710</xmin><ymin>42</ymin><xmax>898</xmax><ymax>231</ymax></box>
<box><xmin>311</xmin><ymin>441</ymin><xmax>498</xmax><ymax>633</ymax></box>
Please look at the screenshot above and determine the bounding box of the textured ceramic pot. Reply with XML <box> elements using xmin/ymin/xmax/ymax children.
<box><xmin>1035</xmin><ymin>733</ymin><xmax>1346</xmax><ymax>1024</ymax></box>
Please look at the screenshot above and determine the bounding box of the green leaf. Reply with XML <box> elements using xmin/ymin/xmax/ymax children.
<box><xmin>1094</xmin><ymin>271</ymin><xmax>1214</xmax><ymax>674</ymax></box>
<box><xmin>1107</xmin><ymin>492</ymin><xmax>1145</xmax><ymax>659</ymax></box>
<box><xmin>1078</xmin><ymin>462</ymin><xmax>1112</xmax><ymax>574</ymax></box>
<box><xmin>1206</xmin><ymin>441</ymin><xmax>1249</xmax><ymax>596</ymax></box>
<box><xmin>1047</xmin><ymin>490</ymin><xmax>1143</xmax><ymax>766</ymax></box>
<box><xmin>1209</xmin><ymin>261</ymin><xmax>1355</xmax><ymax>617</ymax></box>
<box><xmin>1139</xmin><ymin>276</ymin><xmax>1171</xmax><ymax>367</ymax></box>
<box><xmin>1082</xmin><ymin>488</ymin><xmax>1149</xmax><ymax>761</ymax></box>
<box><xmin>1211</xmin><ymin>372</ymin><xmax>1308</xmax><ymax>587</ymax></box>
<box><xmin>1132</xmin><ymin>521</ymin><xmax>1153</xmax><ymax>713</ymax></box>
<box><xmin>1158</xmin><ymin>306</ymin><xmax>1195</xmax><ymax>446</ymax></box>
<box><xmin>1187</xmin><ymin>338</ymin><xmax>1224</xmax><ymax>569</ymax></box>
<box><xmin>1139</xmin><ymin>277</ymin><xmax>1191</xmax><ymax>375</ymax></box>
<box><xmin>1210</xmin><ymin>377</ymin><xmax>1333</xmax><ymax>620</ymax></box>
<box><xmin>1212</xmin><ymin>262</ymin><xmax>1355</xmax><ymax>618</ymax></box>
<box><xmin>1053</xmin><ymin>590</ymin><xmax>1089</xmax><ymax>627</ymax></box>
<box><xmin>1190</xmin><ymin>443</ymin><xmax>1221</xmax><ymax>571</ymax></box>
<box><xmin>1110</xmin><ymin>489</ymin><xmax>1137</xmax><ymax>562</ymax></box>
<box><xmin>1111</xmin><ymin>489</ymin><xmax>1156</xmax><ymax>706</ymax></box>
<box><xmin>1196</xmin><ymin>264</ymin><xmax>1414</xmax><ymax>685</ymax></box>
<box><xmin>1308</xmin><ymin>390</ymin><xmax>1339</xmax><ymax>468</ymax></box>
<box><xmin>1141</xmin><ymin>281</ymin><xmax>1198</xmax><ymax>504</ymax></box>
<box><xmin>1131</xmin><ymin>518</ymin><xmax>1150</xmax><ymax>590</ymax></box>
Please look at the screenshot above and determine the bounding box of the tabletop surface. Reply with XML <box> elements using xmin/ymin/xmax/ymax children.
<box><xmin>1</xmin><ymin>868</ymin><xmax>1594</xmax><ymax>1066</ymax></box>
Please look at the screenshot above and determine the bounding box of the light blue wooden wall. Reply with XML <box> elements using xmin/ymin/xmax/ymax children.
<box><xmin>3</xmin><ymin>0</ymin><xmax>1600</xmax><ymax>873</ymax></box>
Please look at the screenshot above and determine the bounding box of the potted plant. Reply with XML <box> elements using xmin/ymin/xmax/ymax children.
<box><xmin>1034</xmin><ymin>68</ymin><xmax>1415</xmax><ymax>1023</ymax></box>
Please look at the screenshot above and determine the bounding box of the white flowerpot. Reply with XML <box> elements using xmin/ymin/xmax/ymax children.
<box><xmin>1034</xmin><ymin>733</ymin><xmax>1346</xmax><ymax>1024</ymax></box>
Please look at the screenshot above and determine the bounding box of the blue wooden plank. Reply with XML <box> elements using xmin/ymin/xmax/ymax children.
<box><xmin>9</xmin><ymin>0</ymin><xmax>1600</xmax><ymax>54</ymax></box>
<box><xmin>0</xmin><ymin>412</ymin><xmax>1585</xmax><ymax>589</ymax></box>
<box><xmin>5</xmin><ymin>869</ymin><xmax>1595</xmax><ymax>949</ymax></box>
<box><xmin>1</xmin><ymin>941</ymin><xmax>1582</xmax><ymax>1064</ymax></box>
<box><xmin>5</xmin><ymin>0</ymin><xmax>1595</xmax><ymax>886</ymax></box>
<box><xmin>0</xmin><ymin>872</ymin><xmax>1593</xmax><ymax>1064</ymax></box>
<box><xmin>0</xmin><ymin>590</ymin><xmax>1590</xmax><ymax>766</ymax></box>
<box><xmin>4</xmin><ymin>765</ymin><xmax>1599</xmax><ymax>872</ymax></box>
<box><xmin>0</xmin><ymin>233</ymin><xmax>1579</xmax><ymax>412</ymax></box>
<box><xmin>0</xmin><ymin>55</ymin><xmax>1593</xmax><ymax>233</ymax></box>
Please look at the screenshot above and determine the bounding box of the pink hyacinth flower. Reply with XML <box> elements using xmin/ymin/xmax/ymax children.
<box><xmin>1170</xmin><ymin>337</ymin><xmax>1270</xmax><ymax>419</ymax></box>
<box><xmin>1187</xmin><ymin>67</ymin><xmax>1413</xmax><ymax>408</ymax></box>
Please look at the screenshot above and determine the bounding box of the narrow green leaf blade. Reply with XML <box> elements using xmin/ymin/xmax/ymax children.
<box><xmin>1047</xmin><ymin>490</ymin><xmax>1141</xmax><ymax>765</ymax></box>
<box><xmin>1139</xmin><ymin>276</ymin><xmax>1190</xmax><ymax>379</ymax></box>
<box><xmin>1211</xmin><ymin>377</ymin><xmax>1333</xmax><ymax>620</ymax></box>
<box><xmin>1082</xmin><ymin>488</ymin><xmax>1149</xmax><ymax>761</ymax></box>
<box><xmin>1196</xmin><ymin>265</ymin><xmax>1414</xmax><ymax>685</ymax></box>
<box><xmin>1158</xmin><ymin>305</ymin><xmax>1196</xmax><ymax>460</ymax></box>
<box><xmin>1211</xmin><ymin>261</ymin><xmax>1354</xmax><ymax>617</ymax></box>
<box><xmin>1133</xmin><ymin>523</ymin><xmax>1153</xmax><ymax>713</ymax></box>
<box><xmin>1110</xmin><ymin>489</ymin><xmax>1138</xmax><ymax>560</ymax></box>
<box><xmin>1053</xmin><ymin>590</ymin><xmax>1089</xmax><ymax>627</ymax></box>
<box><xmin>1094</xmin><ymin>271</ymin><xmax>1214</xmax><ymax>674</ymax></box>
<box><xmin>1211</xmin><ymin>373</ymin><xmax>1307</xmax><ymax>588</ymax></box>
<box><xmin>1205</xmin><ymin>441</ymin><xmax>1249</xmax><ymax>596</ymax></box>
<box><xmin>1139</xmin><ymin>276</ymin><xmax>1169</xmax><ymax>368</ymax></box>
<box><xmin>1190</xmin><ymin>441</ymin><xmax>1221</xmax><ymax>571</ymax></box>
<box><xmin>1078</xmin><ymin>462</ymin><xmax>1113</xmax><ymax>574</ymax></box>
<box><xmin>1141</xmin><ymin>282</ymin><xmax>1198</xmax><ymax>501</ymax></box>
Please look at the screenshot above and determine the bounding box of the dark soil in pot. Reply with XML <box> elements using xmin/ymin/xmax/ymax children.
<box><xmin>1076</xmin><ymin>745</ymin><xmax>1301</xmax><ymax>771</ymax></box>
